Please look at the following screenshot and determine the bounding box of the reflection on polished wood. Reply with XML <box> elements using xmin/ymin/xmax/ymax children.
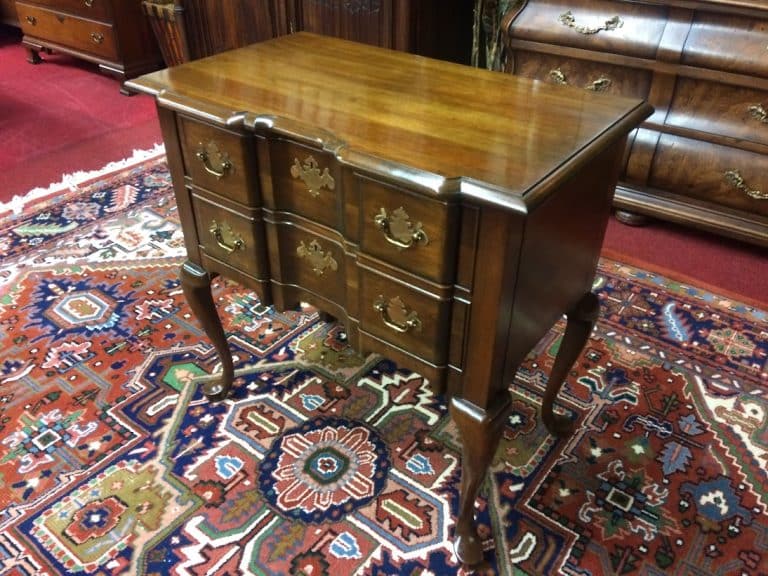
<box><xmin>126</xmin><ymin>33</ymin><xmax>651</xmax><ymax>565</ymax></box>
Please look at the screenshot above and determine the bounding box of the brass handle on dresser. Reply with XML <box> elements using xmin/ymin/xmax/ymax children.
<box><xmin>373</xmin><ymin>207</ymin><xmax>429</xmax><ymax>250</ymax></box>
<box><xmin>26</xmin><ymin>15</ymin><xmax>36</xmax><ymax>25</ymax></box>
<box><xmin>90</xmin><ymin>32</ymin><xmax>104</xmax><ymax>45</ymax></box>
<box><xmin>290</xmin><ymin>156</ymin><xmax>335</xmax><ymax>198</ymax></box>
<box><xmin>549</xmin><ymin>69</ymin><xmax>612</xmax><ymax>92</ymax></box>
<box><xmin>84</xmin><ymin>0</ymin><xmax>94</xmax><ymax>6</ymax></box>
<box><xmin>748</xmin><ymin>104</ymin><xmax>768</xmax><ymax>123</ymax></box>
<box><xmin>373</xmin><ymin>296</ymin><xmax>422</xmax><ymax>334</ymax></box>
<box><xmin>296</xmin><ymin>239</ymin><xmax>338</xmax><ymax>275</ymax></box>
<box><xmin>208</xmin><ymin>220</ymin><xmax>245</xmax><ymax>253</ymax></box>
<box><xmin>558</xmin><ymin>10</ymin><xmax>623</xmax><ymax>35</ymax></box>
<box><xmin>195</xmin><ymin>148</ymin><xmax>232</xmax><ymax>179</ymax></box>
<box><xmin>724</xmin><ymin>170</ymin><xmax>767</xmax><ymax>200</ymax></box>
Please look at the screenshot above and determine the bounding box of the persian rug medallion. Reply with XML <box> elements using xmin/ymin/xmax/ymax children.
<box><xmin>0</xmin><ymin>158</ymin><xmax>765</xmax><ymax>575</ymax></box>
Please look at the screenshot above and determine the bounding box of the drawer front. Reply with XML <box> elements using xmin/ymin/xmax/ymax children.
<box><xmin>359</xmin><ymin>175</ymin><xmax>457</xmax><ymax>284</ymax></box>
<box><xmin>512</xmin><ymin>51</ymin><xmax>652</xmax><ymax>100</ymax></box>
<box><xmin>267</xmin><ymin>222</ymin><xmax>347</xmax><ymax>307</ymax></box>
<box><xmin>268</xmin><ymin>139</ymin><xmax>339</xmax><ymax>228</ymax></box>
<box><xmin>359</xmin><ymin>268</ymin><xmax>450</xmax><ymax>365</ymax></box>
<box><xmin>666</xmin><ymin>78</ymin><xmax>768</xmax><ymax>147</ymax></box>
<box><xmin>179</xmin><ymin>117</ymin><xmax>258</xmax><ymax>206</ymax></box>
<box><xmin>17</xmin><ymin>3</ymin><xmax>117</xmax><ymax>60</ymax></box>
<box><xmin>192</xmin><ymin>194</ymin><xmax>269</xmax><ymax>279</ymax></box>
<box><xmin>28</xmin><ymin>0</ymin><xmax>111</xmax><ymax>21</ymax></box>
<box><xmin>649</xmin><ymin>135</ymin><xmax>768</xmax><ymax>217</ymax></box>
<box><xmin>507</xmin><ymin>0</ymin><xmax>666</xmax><ymax>60</ymax></box>
<box><xmin>682</xmin><ymin>13</ymin><xmax>768</xmax><ymax>79</ymax></box>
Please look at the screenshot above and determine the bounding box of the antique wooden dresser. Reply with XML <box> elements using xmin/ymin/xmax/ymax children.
<box><xmin>141</xmin><ymin>0</ymin><xmax>473</xmax><ymax>67</ymax></box>
<box><xmin>16</xmin><ymin>0</ymin><xmax>162</xmax><ymax>91</ymax></box>
<box><xmin>126</xmin><ymin>33</ymin><xmax>650</xmax><ymax>565</ymax></box>
<box><xmin>503</xmin><ymin>0</ymin><xmax>768</xmax><ymax>246</ymax></box>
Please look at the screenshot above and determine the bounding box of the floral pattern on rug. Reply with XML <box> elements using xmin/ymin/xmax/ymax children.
<box><xmin>0</xmin><ymin>158</ymin><xmax>765</xmax><ymax>575</ymax></box>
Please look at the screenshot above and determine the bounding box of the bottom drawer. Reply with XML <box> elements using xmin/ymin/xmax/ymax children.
<box><xmin>192</xmin><ymin>193</ymin><xmax>269</xmax><ymax>279</ymax></box>
<box><xmin>16</xmin><ymin>2</ymin><xmax>117</xmax><ymax>61</ymax></box>
<box><xmin>358</xmin><ymin>265</ymin><xmax>451</xmax><ymax>366</ymax></box>
<box><xmin>648</xmin><ymin>135</ymin><xmax>768</xmax><ymax>217</ymax></box>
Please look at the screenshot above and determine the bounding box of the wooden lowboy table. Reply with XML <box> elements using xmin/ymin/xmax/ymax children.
<box><xmin>126</xmin><ymin>33</ymin><xmax>651</xmax><ymax>565</ymax></box>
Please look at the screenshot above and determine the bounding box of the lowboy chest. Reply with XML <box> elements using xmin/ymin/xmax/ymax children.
<box><xmin>126</xmin><ymin>33</ymin><xmax>651</xmax><ymax>565</ymax></box>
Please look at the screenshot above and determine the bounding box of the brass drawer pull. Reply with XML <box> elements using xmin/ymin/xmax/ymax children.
<box><xmin>26</xmin><ymin>15</ymin><xmax>37</xmax><ymax>25</ymax></box>
<box><xmin>195</xmin><ymin>144</ymin><xmax>232</xmax><ymax>179</ymax></box>
<box><xmin>373</xmin><ymin>207</ymin><xmax>429</xmax><ymax>249</ymax></box>
<box><xmin>373</xmin><ymin>296</ymin><xmax>422</xmax><ymax>334</ymax></box>
<box><xmin>208</xmin><ymin>220</ymin><xmax>245</xmax><ymax>253</ymax></box>
<box><xmin>90</xmin><ymin>32</ymin><xmax>104</xmax><ymax>45</ymax></box>
<box><xmin>290</xmin><ymin>155</ymin><xmax>335</xmax><ymax>198</ymax></box>
<box><xmin>559</xmin><ymin>10</ymin><xmax>623</xmax><ymax>35</ymax></box>
<box><xmin>724</xmin><ymin>170</ymin><xmax>767</xmax><ymax>200</ymax></box>
<box><xmin>85</xmin><ymin>0</ymin><xmax>94</xmax><ymax>6</ymax></box>
<box><xmin>549</xmin><ymin>68</ymin><xmax>612</xmax><ymax>92</ymax></box>
<box><xmin>296</xmin><ymin>239</ymin><xmax>338</xmax><ymax>275</ymax></box>
<box><xmin>748</xmin><ymin>104</ymin><xmax>768</xmax><ymax>123</ymax></box>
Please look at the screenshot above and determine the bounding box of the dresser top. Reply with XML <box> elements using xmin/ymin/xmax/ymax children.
<box><xmin>128</xmin><ymin>33</ymin><xmax>650</xmax><ymax>208</ymax></box>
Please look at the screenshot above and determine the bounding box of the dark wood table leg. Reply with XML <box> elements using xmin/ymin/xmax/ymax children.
<box><xmin>450</xmin><ymin>394</ymin><xmax>512</xmax><ymax>566</ymax></box>
<box><xmin>26</xmin><ymin>47</ymin><xmax>42</xmax><ymax>64</ymax></box>
<box><xmin>180</xmin><ymin>260</ymin><xmax>234</xmax><ymax>401</ymax></box>
<box><xmin>541</xmin><ymin>291</ymin><xmax>599</xmax><ymax>437</ymax></box>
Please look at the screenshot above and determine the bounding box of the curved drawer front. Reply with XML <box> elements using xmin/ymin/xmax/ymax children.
<box><xmin>666</xmin><ymin>78</ymin><xmax>768</xmax><ymax>146</ymax></box>
<box><xmin>29</xmin><ymin>0</ymin><xmax>111</xmax><ymax>21</ymax></box>
<box><xmin>192</xmin><ymin>193</ymin><xmax>269</xmax><ymax>278</ymax></box>
<box><xmin>682</xmin><ymin>13</ymin><xmax>768</xmax><ymax>79</ymax></box>
<box><xmin>358</xmin><ymin>175</ymin><xmax>457</xmax><ymax>285</ymax></box>
<box><xmin>649</xmin><ymin>135</ymin><xmax>768</xmax><ymax>216</ymax></box>
<box><xmin>179</xmin><ymin>117</ymin><xmax>258</xmax><ymax>205</ymax></box>
<box><xmin>17</xmin><ymin>3</ymin><xmax>117</xmax><ymax>60</ymax></box>
<box><xmin>359</xmin><ymin>268</ymin><xmax>450</xmax><ymax>366</ymax></box>
<box><xmin>512</xmin><ymin>51</ymin><xmax>652</xmax><ymax>100</ymax></box>
<box><xmin>507</xmin><ymin>0</ymin><xmax>666</xmax><ymax>60</ymax></box>
<box><xmin>267</xmin><ymin>221</ymin><xmax>347</xmax><ymax>307</ymax></box>
<box><xmin>269</xmin><ymin>139</ymin><xmax>339</xmax><ymax>228</ymax></box>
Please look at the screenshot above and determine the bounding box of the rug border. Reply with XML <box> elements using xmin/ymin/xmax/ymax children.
<box><xmin>0</xmin><ymin>143</ymin><xmax>166</xmax><ymax>219</ymax></box>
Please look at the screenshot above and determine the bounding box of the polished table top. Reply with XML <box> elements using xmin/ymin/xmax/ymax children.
<box><xmin>128</xmin><ymin>32</ymin><xmax>651</xmax><ymax>209</ymax></box>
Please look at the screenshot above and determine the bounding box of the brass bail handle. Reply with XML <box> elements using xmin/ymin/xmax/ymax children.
<box><xmin>724</xmin><ymin>169</ymin><xmax>767</xmax><ymax>200</ymax></box>
<box><xmin>209</xmin><ymin>220</ymin><xmax>245</xmax><ymax>253</ymax></box>
<box><xmin>373</xmin><ymin>296</ymin><xmax>422</xmax><ymax>334</ymax></box>
<box><xmin>373</xmin><ymin>207</ymin><xmax>429</xmax><ymax>250</ymax></box>
<box><xmin>558</xmin><ymin>10</ymin><xmax>623</xmax><ymax>35</ymax></box>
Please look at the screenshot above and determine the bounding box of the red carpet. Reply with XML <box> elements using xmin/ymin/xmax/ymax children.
<box><xmin>0</xmin><ymin>22</ymin><xmax>764</xmax><ymax>306</ymax></box>
<box><xmin>0</xmin><ymin>24</ymin><xmax>161</xmax><ymax>204</ymax></box>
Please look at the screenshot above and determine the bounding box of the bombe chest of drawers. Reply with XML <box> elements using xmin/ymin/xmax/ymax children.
<box><xmin>503</xmin><ymin>0</ymin><xmax>768</xmax><ymax>246</ymax></box>
<box><xmin>16</xmin><ymin>0</ymin><xmax>161</xmax><ymax>91</ymax></box>
<box><xmin>126</xmin><ymin>33</ymin><xmax>650</xmax><ymax>565</ymax></box>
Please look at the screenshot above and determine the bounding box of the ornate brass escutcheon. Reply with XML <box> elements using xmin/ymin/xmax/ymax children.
<box><xmin>558</xmin><ymin>10</ymin><xmax>623</xmax><ymax>35</ymax></box>
<box><xmin>290</xmin><ymin>156</ymin><xmax>335</xmax><ymax>198</ymax></box>
<box><xmin>208</xmin><ymin>220</ymin><xmax>245</xmax><ymax>253</ymax></box>
<box><xmin>748</xmin><ymin>104</ymin><xmax>768</xmax><ymax>123</ymax></box>
<box><xmin>373</xmin><ymin>295</ymin><xmax>422</xmax><ymax>334</ymax></box>
<box><xmin>374</xmin><ymin>207</ymin><xmax>429</xmax><ymax>250</ymax></box>
<box><xmin>296</xmin><ymin>239</ymin><xmax>338</xmax><ymax>275</ymax></box>
<box><xmin>724</xmin><ymin>169</ymin><xmax>767</xmax><ymax>200</ymax></box>
<box><xmin>548</xmin><ymin>68</ymin><xmax>612</xmax><ymax>92</ymax></box>
<box><xmin>196</xmin><ymin>141</ymin><xmax>232</xmax><ymax>179</ymax></box>
<box><xmin>90</xmin><ymin>32</ymin><xmax>104</xmax><ymax>44</ymax></box>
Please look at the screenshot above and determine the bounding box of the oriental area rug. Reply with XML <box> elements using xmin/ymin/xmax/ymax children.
<box><xmin>0</xmin><ymin>157</ymin><xmax>766</xmax><ymax>576</ymax></box>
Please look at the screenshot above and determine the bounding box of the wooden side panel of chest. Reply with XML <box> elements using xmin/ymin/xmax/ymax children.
<box><xmin>503</xmin><ymin>0</ymin><xmax>768</xmax><ymax>246</ymax></box>
<box><xmin>16</xmin><ymin>0</ymin><xmax>162</xmax><ymax>89</ymax></box>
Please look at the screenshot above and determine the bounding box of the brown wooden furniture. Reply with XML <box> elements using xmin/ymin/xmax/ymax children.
<box><xmin>16</xmin><ymin>0</ymin><xmax>162</xmax><ymax>92</ymax></box>
<box><xmin>141</xmin><ymin>0</ymin><xmax>473</xmax><ymax>67</ymax></box>
<box><xmin>0</xmin><ymin>0</ymin><xmax>17</xmax><ymax>26</ymax></box>
<box><xmin>503</xmin><ymin>0</ymin><xmax>768</xmax><ymax>247</ymax></box>
<box><xmin>126</xmin><ymin>33</ymin><xmax>650</xmax><ymax>565</ymax></box>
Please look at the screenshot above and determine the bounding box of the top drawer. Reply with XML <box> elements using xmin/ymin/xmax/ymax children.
<box><xmin>178</xmin><ymin>116</ymin><xmax>259</xmax><ymax>206</ymax></box>
<box><xmin>682</xmin><ymin>12</ymin><xmax>768</xmax><ymax>79</ymax></box>
<box><xmin>507</xmin><ymin>0</ymin><xmax>667</xmax><ymax>60</ymax></box>
<box><xmin>28</xmin><ymin>0</ymin><xmax>111</xmax><ymax>21</ymax></box>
